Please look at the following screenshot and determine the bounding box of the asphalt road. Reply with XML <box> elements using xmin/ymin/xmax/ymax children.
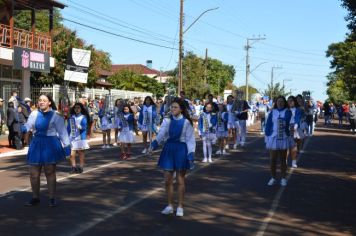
<box><xmin>0</xmin><ymin>124</ymin><xmax>355</xmax><ymax>236</ymax></box>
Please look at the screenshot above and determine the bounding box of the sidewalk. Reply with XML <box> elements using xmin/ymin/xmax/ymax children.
<box><xmin>0</xmin><ymin>131</ymin><xmax>104</xmax><ymax>157</ymax></box>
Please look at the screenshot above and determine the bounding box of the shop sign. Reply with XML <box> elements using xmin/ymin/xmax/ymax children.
<box><xmin>13</xmin><ymin>46</ymin><xmax>50</xmax><ymax>73</ymax></box>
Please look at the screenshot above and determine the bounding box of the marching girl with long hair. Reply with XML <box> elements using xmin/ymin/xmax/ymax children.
<box><xmin>138</xmin><ymin>96</ymin><xmax>157</xmax><ymax>154</ymax></box>
<box><xmin>113</xmin><ymin>99</ymin><xmax>124</xmax><ymax>146</ymax></box>
<box><xmin>296</xmin><ymin>94</ymin><xmax>307</xmax><ymax>152</ymax></box>
<box><xmin>265</xmin><ymin>96</ymin><xmax>292</xmax><ymax>186</ymax></box>
<box><xmin>21</xmin><ymin>94</ymin><xmax>71</xmax><ymax>207</ymax></box>
<box><xmin>117</xmin><ymin>104</ymin><xmax>136</xmax><ymax>160</ymax></box>
<box><xmin>287</xmin><ymin>96</ymin><xmax>302</xmax><ymax>168</ymax></box>
<box><xmin>198</xmin><ymin>102</ymin><xmax>217</xmax><ymax>163</ymax></box>
<box><xmin>226</xmin><ymin>95</ymin><xmax>236</xmax><ymax>149</ymax></box>
<box><xmin>99</xmin><ymin>98</ymin><xmax>115</xmax><ymax>149</ymax></box>
<box><xmin>67</xmin><ymin>102</ymin><xmax>90</xmax><ymax>174</ymax></box>
<box><xmin>215</xmin><ymin>103</ymin><xmax>229</xmax><ymax>155</ymax></box>
<box><xmin>149</xmin><ymin>98</ymin><xmax>196</xmax><ymax>217</ymax></box>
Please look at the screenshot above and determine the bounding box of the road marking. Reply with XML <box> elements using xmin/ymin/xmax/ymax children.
<box><xmin>255</xmin><ymin>137</ymin><xmax>311</xmax><ymax>236</ymax></box>
<box><xmin>61</xmin><ymin>137</ymin><xmax>264</xmax><ymax>236</ymax></box>
<box><xmin>0</xmin><ymin>151</ymin><xmax>157</xmax><ymax>198</ymax></box>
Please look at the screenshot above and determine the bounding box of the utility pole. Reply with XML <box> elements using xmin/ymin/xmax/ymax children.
<box><xmin>178</xmin><ymin>0</ymin><xmax>184</xmax><ymax>94</ymax></box>
<box><xmin>204</xmin><ymin>48</ymin><xmax>208</xmax><ymax>83</ymax></box>
<box><xmin>245</xmin><ymin>36</ymin><xmax>266</xmax><ymax>101</ymax></box>
<box><xmin>270</xmin><ymin>66</ymin><xmax>282</xmax><ymax>99</ymax></box>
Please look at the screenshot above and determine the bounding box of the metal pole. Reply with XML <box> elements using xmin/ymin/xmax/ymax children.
<box><xmin>204</xmin><ymin>48</ymin><xmax>208</xmax><ymax>83</ymax></box>
<box><xmin>178</xmin><ymin>0</ymin><xmax>184</xmax><ymax>94</ymax></box>
<box><xmin>244</xmin><ymin>36</ymin><xmax>266</xmax><ymax>101</ymax></box>
<box><xmin>245</xmin><ymin>39</ymin><xmax>250</xmax><ymax>101</ymax></box>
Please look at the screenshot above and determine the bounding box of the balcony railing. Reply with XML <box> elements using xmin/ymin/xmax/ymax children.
<box><xmin>0</xmin><ymin>23</ymin><xmax>52</xmax><ymax>55</ymax></box>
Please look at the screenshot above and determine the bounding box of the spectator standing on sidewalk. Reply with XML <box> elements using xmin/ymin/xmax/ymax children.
<box><xmin>265</xmin><ymin>96</ymin><xmax>292</xmax><ymax>187</ymax></box>
<box><xmin>337</xmin><ymin>104</ymin><xmax>344</xmax><ymax>126</ymax></box>
<box><xmin>87</xmin><ymin>99</ymin><xmax>99</xmax><ymax>136</ymax></box>
<box><xmin>6</xmin><ymin>102</ymin><xmax>19</xmax><ymax>148</ymax></box>
<box><xmin>0</xmin><ymin>98</ymin><xmax>5</xmax><ymax>135</ymax></box>
<box><xmin>349</xmin><ymin>102</ymin><xmax>356</xmax><ymax>134</ymax></box>
<box><xmin>323</xmin><ymin>101</ymin><xmax>332</xmax><ymax>126</ymax></box>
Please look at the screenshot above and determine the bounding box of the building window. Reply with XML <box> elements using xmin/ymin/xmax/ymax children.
<box><xmin>1</xmin><ymin>64</ymin><xmax>12</xmax><ymax>78</ymax></box>
<box><xmin>13</xmin><ymin>69</ymin><xmax>22</xmax><ymax>79</ymax></box>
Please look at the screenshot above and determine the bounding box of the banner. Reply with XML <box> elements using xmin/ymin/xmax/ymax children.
<box><xmin>64</xmin><ymin>48</ymin><xmax>91</xmax><ymax>83</ymax></box>
<box><xmin>13</xmin><ymin>46</ymin><xmax>50</xmax><ymax>72</ymax></box>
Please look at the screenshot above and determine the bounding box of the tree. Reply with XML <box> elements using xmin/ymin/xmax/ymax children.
<box><xmin>263</xmin><ymin>82</ymin><xmax>290</xmax><ymax>99</ymax></box>
<box><xmin>326</xmin><ymin>73</ymin><xmax>349</xmax><ymax>104</ymax></box>
<box><xmin>14</xmin><ymin>9</ymin><xmax>112</xmax><ymax>88</ymax></box>
<box><xmin>325</xmin><ymin>0</ymin><xmax>356</xmax><ymax>102</ymax></box>
<box><xmin>170</xmin><ymin>52</ymin><xmax>235</xmax><ymax>99</ymax></box>
<box><xmin>108</xmin><ymin>70</ymin><xmax>165</xmax><ymax>98</ymax></box>
<box><xmin>236</xmin><ymin>85</ymin><xmax>259</xmax><ymax>100</ymax></box>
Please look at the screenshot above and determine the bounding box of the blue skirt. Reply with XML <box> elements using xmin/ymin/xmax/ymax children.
<box><xmin>27</xmin><ymin>135</ymin><xmax>66</xmax><ymax>165</ymax></box>
<box><xmin>157</xmin><ymin>141</ymin><xmax>190</xmax><ymax>171</ymax></box>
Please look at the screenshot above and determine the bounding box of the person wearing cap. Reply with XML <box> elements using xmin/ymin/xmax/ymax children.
<box><xmin>0</xmin><ymin>98</ymin><xmax>5</xmax><ymax>135</ymax></box>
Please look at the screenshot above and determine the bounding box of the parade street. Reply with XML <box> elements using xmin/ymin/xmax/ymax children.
<box><xmin>0</xmin><ymin>123</ymin><xmax>355</xmax><ymax>236</ymax></box>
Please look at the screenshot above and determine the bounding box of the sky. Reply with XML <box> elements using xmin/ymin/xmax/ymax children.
<box><xmin>61</xmin><ymin>0</ymin><xmax>349</xmax><ymax>101</ymax></box>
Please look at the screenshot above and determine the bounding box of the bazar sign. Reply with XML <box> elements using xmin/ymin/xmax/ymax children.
<box><xmin>13</xmin><ymin>46</ymin><xmax>50</xmax><ymax>72</ymax></box>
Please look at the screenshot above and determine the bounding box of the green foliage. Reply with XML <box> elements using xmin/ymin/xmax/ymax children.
<box><xmin>170</xmin><ymin>51</ymin><xmax>235</xmax><ymax>99</ymax></box>
<box><xmin>263</xmin><ymin>82</ymin><xmax>290</xmax><ymax>99</ymax></box>
<box><xmin>14</xmin><ymin>9</ymin><xmax>62</xmax><ymax>32</ymax></box>
<box><xmin>326</xmin><ymin>73</ymin><xmax>350</xmax><ymax>104</ymax></box>
<box><xmin>325</xmin><ymin>0</ymin><xmax>356</xmax><ymax>102</ymax></box>
<box><xmin>341</xmin><ymin>0</ymin><xmax>356</xmax><ymax>33</ymax></box>
<box><xmin>236</xmin><ymin>85</ymin><xmax>259</xmax><ymax>100</ymax></box>
<box><xmin>108</xmin><ymin>70</ymin><xmax>165</xmax><ymax>98</ymax></box>
<box><xmin>13</xmin><ymin>10</ymin><xmax>112</xmax><ymax>87</ymax></box>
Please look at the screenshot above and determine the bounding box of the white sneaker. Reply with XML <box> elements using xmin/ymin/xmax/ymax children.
<box><xmin>292</xmin><ymin>160</ymin><xmax>298</xmax><ymax>168</ymax></box>
<box><xmin>280</xmin><ymin>178</ymin><xmax>287</xmax><ymax>186</ymax></box>
<box><xmin>202</xmin><ymin>157</ymin><xmax>208</xmax><ymax>163</ymax></box>
<box><xmin>222</xmin><ymin>150</ymin><xmax>227</xmax><ymax>155</ymax></box>
<box><xmin>105</xmin><ymin>145</ymin><xmax>111</xmax><ymax>149</ymax></box>
<box><xmin>233</xmin><ymin>144</ymin><xmax>238</xmax><ymax>149</ymax></box>
<box><xmin>208</xmin><ymin>157</ymin><xmax>213</xmax><ymax>163</ymax></box>
<box><xmin>215</xmin><ymin>150</ymin><xmax>221</xmax><ymax>155</ymax></box>
<box><xmin>101</xmin><ymin>145</ymin><xmax>106</xmax><ymax>149</ymax></box>
<box><xmin>267</xmin><ymin>178</ymin><xmax>276</xmax><ymax>186</ymax></box>
<box><xmin>240</xmin><ymin>142</ymin><xmax>245</xmax><ymax>147</ymax></box>
<box><xmin>113</xmin><ymin>142</ymin><xmax>118</xmax><ymax>146</ymax></box>
<box><xmin>161</xmin><ymin>205</ymin><xmax>174</xmax><ymax>215</ymax></box>
<box><xmin>142</xmin><ymin>148</ymin><xmax>147</xmax><ymax>154</ymax></box>
<box><xmin>176</xmin><ymin>207</ymin><xmax>184</xmax><ymax>217</ymax></box>
<box><xmin>260</xmin><ymin>132</ymin><xmax>264</xmax><ymax>135</ymax></box>
<box><xmin>225</xmin><ymin>144</ymin><xmax>229</xmax><ymax>150</ymax></box>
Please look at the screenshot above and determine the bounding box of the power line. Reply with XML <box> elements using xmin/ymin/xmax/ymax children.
<box><xmin>15</xmin><ymin>1</ymin><xmax>179</xmax><ymax>51</ymax></box>
<box><xmin>63</xmin><ymin>18</ymin><xmax>179</xmax><ymax>50</ymax></box>
<box><xmin>65</xmin><ymin>0</ymin><xmax>178</xmax><ymax>44</ymax></box>
<box><xmin>251</xmin><ymin>56</ymin><xmax>326</xmax><ymax>67</ymax></box>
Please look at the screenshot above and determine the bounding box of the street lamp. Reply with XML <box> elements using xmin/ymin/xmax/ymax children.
<box><xmin>178</xmin><ymin>1</ymin><xmax>219</xmax><ymax>94</ymax></box>
<box><xmin>282</xmin><ymin>79</ymin><xmax>292</xmax><ymax>88</ymax></box>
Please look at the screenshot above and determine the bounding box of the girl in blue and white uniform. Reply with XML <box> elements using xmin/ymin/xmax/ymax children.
<box><xmin>198</xmin><ymin>102</ymin><xmax>217</xmax><ymax>163</ymax></box>
<box><xmin>117</xmin><ymin>104</ymin><xmax>136</xmax><ymax>160</ymax></box>
<box><xmin>296</xmin><ymin>94</ymin><xmax>307</xmax><ymax>152</ymax></box>
<box><xmin>287</xmin><ymin>96</ymin><xmax>302</xmax><ymax>168</ymax></box>
<box><xmin>149</xmin><ymin>98</ymin><xmax>196</xmax><ymax>217</ymax></box>
<box><xmin>265</xmin><ymin>96</ymin><xmax>292</xmax><ymax>187</ymax></box>
<box><xmin>67</xmin><ymin>103</ymin><xmax>90</xmax><ymax>174</ymax></box>
<box><xmin>215</xmin><ymin>103</ymin><xmax>229</xmax><ymax>155</ymax></box>
<box><xmin>99</xmin><ymin>104</ymin><xmax>115</xmax><ymax>149</ymax></box>
<box><xmin>138</xmin><ymin>96</ymin><xmax>157</xmax><ymax>154</ymax></box>
<box><xmin>22</xmin><ymin>94</ymin><xmax>71</xmax><ymax>207</ymax></box>
<box><xmin>226</xmin><ymin>95</ymin><xmax>236</xmax><ymax>149</ymax></box>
